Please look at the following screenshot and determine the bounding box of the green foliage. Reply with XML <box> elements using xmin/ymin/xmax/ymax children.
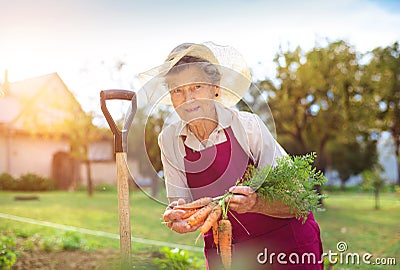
<box><xmin>0</xmin><ymin>233</ymin><xmax>17</xmax><ymax>270</ymax></box>
<box><xmin>38</xmin><ymin>232</ymin><xmax>87</xmax><ymax>252</ymax></box>
<box><xmin>252</xmin><ymin>39</ymin><xmax>400</xmax><ymax>186</ymax></box>
<box><xmin>241</xmin><ymin>153</ymin><xmax>327</xmax><ymax>221</ymax></box>
<box><xmin>40</xmin><ymin>236</ymin><xmax>62</xmax><ymax>252</ymax></box>
<box><xmin>395</xmin><ymin>185</ymin><xmax>400</xmax><ymax>197</ymax></box>
<box><xmin>17</xmin><ymin>173</ymin><xmax>56</xmax><ymax>191</ymax></box>
<box><xmin>153</xmin><ymin>247</ymin><xmax>203</xmax><ymax>270</ymax></box>
<box><xmin>364</xmin><ymin>42</ymin><xmax>400</xmax><ymax>184</ymax></box>
<box><xmin>22</xmin><ymin>238</ymin><xmax>37</xmax><ymax>252</ymax></box>
<box><xmin>328</xmin><ymin>135</ymin><xmax>378</xmax><ymax>185</ymax></box>
<box><xmin>0</xmin><ymin>173</ymin><xmax>55</xmax><ymax>191</ymax></box>
<box><xmin>0</xmin><ymin>173</ymin><xmax>15</xmax><ymax>191</ymax></box>
<box><xmin>361</xmin><ymin>166</ymin><xmax>386</xmax><ymax>191</ymax></box>
<box><xmin>361</xmin><ymin>166</ymin><xmax>387</xmax><ymax>210</ymax></box>
<box><xmin>61</xmin><ymin>231</ymin><xmax>86</xmax><ymax>251</ymax></box>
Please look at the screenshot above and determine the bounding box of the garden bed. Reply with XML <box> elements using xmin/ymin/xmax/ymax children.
<box><xmin>12</xmin><ymin>250</ymin><xmax>161</xmax><ymax>270</ymax></box>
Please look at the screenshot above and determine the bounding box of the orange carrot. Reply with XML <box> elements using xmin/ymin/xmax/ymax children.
<box><xmin>173</xmin><ymin>197</ymin><xmax>213</xmax><ymax>210</ymax></box>
<box><xmin>186</xmin><ymin>202</ymin><xmax>216</xmax><ymax>226</ymax></box>
<box><xmin>218</xmin><ymin>219</ymin><xmax>232</xmax><ymax>270</ymax></box>
<box><xmin>200</xmin><ymin>204</ymin><xmax>222</xmax><ymax>234</ymax></box>
<box><xmin>181</xmin><ymin>209</ymin><xmax>199</xmax><ymax>219</ymax></box>
<box><xmin>212</xmin><ymin>222</ymin><xmax>219</xmax><ymax>247</ymax></box>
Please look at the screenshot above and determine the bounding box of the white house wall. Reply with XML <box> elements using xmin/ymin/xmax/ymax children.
<box><xmin>80</xmin><ymin>161</ymin><xmax>116</xmax><ymax>184</ymax></box>
<box><xmin>79</xmin><ymin>159</ymin><xmax>144</xmax><ymax>185</ymax></box>
<box><xmin>4</xmin><ymin>133</ymin><xmax>70</xmax><ymax>178</ymax></box>
<box><xmin>0</xmin><ymin>134</ymin><xmax>7</xmax><ymax>172</ymax></box>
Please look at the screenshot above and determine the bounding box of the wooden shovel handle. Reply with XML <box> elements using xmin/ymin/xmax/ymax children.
<box><xmin>100</xmin><ymin>90</ymin><xmax>137</xmax><ymax>153</ymax></box>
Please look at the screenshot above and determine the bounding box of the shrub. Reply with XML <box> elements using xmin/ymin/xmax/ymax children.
<box><xmin>17</xmin><ymin>173</ymin><xmax>56</xmax><ymax>191</ymax></box>
<box><xmin>38</xmin><ymin>232</ymin><xmax>87</xmax><ymax>252</ymax></box>
<box><xmin>39</xmin><ymin>236</ymin><xmax>62</xmax><ymax>252</ymax></box>
<box><xmin>153</xmin><ymin>247</ymin><xmax>203</xmax><ymax>270</ymax></box>
<box><xmin>0</xmin><ymin>173</ymin><xmax>16</xmax><ymax>191</ymax></box>
<box><xmin>61</xmin><ymin>231</ymin><xmax>86</xmax><ymax>251</ymax></box>
<box><xmin>395</xmin><ymin>185</ymin><xmax>400</xmax><ymax>197</ymax></box>
<box><xmin>0</xmin><ymin>233</ymin><xmax>17</xmax><ymax>270</ymax></box>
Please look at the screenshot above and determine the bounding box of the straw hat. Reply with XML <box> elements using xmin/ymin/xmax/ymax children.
<box><xmin>138</xmin><ymin>42</ymin><xmax>252</xmax><ymax>107</ymax></box>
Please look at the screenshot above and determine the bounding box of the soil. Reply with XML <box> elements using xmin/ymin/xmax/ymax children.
<box><xmin>11</xmin><ymin>250</ymin><xmax>162</xmax><ymax>270</ymax></box>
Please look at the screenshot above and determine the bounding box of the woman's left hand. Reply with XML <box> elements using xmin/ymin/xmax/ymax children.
<box><xmin>225</xmin><ymin>186</ymin><xmax>258</xmax><ymax>214</ymax></box>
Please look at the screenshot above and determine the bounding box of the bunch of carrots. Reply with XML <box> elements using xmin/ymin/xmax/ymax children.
<box><xmin>173</xmin><ymin>195</ymin><xmax>232</xmax><ymax>270</ymax></box>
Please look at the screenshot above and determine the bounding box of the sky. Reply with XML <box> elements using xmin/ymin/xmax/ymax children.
<box><xmin>1</xmin><ymin>0</ymin><xmax>400</xmax><ymax>118</ymax></box>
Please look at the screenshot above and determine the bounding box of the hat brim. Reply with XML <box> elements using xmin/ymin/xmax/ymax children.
<box><xmin>138</xmin><ymin>42</ymin><xmax>252</xmax><ymax>107</ymax></box>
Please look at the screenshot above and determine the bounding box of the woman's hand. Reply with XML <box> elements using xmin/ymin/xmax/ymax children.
<box><xmin>225</xmin><ymin>186</ymin><xmax>258</xmax><ymax>214</ymax></box>
<box><xmin>226</xmin><ymin>186</ymin><xmax>296</xmax><ymax>218</ymax></box>
<box><xmin>163</xmin><ymin>198</ymin><xmax>203</xmax><ymax>233</ymax></box>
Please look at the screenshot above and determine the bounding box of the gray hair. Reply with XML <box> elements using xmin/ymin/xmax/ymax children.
<box><xmin>166</xmin><ymin>55</ymin><xmax>221</xmax><ymax>85</ymax></box>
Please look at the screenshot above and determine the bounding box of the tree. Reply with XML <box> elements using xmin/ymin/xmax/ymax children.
<box><xmin>362</xmin><ymin>165</ymin><xmax>386</xmax><ymax>210</ymax></box>
<box><xmin>256</xmin><ymin>42</ymin><xmax>367</xmax><ymax>165</ymax></box>
<box><xmin>64</xmin><ymin>110</ymin><xmax>102</xmax><ymax>196</ymax></box>
<box><xmin>246</xmin><ymin>40</ymin><xmax>380</xmax><ymax>190</ymax></box>
<box><xmin>363</xmin><ymin>42</ymin><xmax>400</xmax><ymax>184</ymax></box>
<box><xmin>328</xmin><ymin>134</ymin><xmax>378</xmax><ymax>190</ymax></box>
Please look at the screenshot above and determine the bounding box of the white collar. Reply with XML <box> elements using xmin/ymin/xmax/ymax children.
<box><xmin>174</xmin><ymin>103</ymin><xmax>234</xmax><ymax>138</ymax></box>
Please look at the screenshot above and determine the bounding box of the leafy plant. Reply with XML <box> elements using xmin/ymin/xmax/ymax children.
<box><xmin>0</xmin><ymin>233</ymin><xmax>17</xmax><ymax>270</ymax></box>
<box><xmin>18</xmin><ymin>173</ymin><xmax>56</xmax><ymax>191</ymax></box>
<box><xmin>0</xmin><ymin>173</ymin><xmax>56</xmax><ymax>191</ymax></box>
<box><xmin>153</xmin><ymin>247</ymin><xmax>202</xmax><ymax>270</ymax></box>
<box><xmin>0</xmin><ymin>173</ymin><xmax>15</xmax><ymax>191</ymax></box>
<box><xmin>241</xmin><ymin>152</ymin><xmax>327</xmax><ymax>221</ymax></box>
<box><xmin>39</xmin><ymin>236</ymin><xmax>62</xmax><ymax>252</ymax></box>
<box><xmin>61</xmin><ymin>231</ymin><xmax>86</xmax><ymax>251</ymax></box>
<box><xmin>38</xmin><ymin>232</ymin><xmax>87</xmax><ymax>252</ymax></box>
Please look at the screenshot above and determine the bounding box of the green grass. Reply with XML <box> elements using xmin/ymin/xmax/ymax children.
<box><xmin>0</xmin><ymin>191</ymin><xmax>202</xmax><ymax>251</ymax></box>
<box><xmin>315</xmin><ymin>191</ymin><xmax>400</xmax><ymax>269</ymax></box>
<box><xmin>1</xmin><ymin>190</ymin><xmax>399</xmax><ymax>269</ymax></box>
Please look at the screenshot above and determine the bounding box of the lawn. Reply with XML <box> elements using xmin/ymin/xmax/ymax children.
<box><xmin>0</xmin><ymin>190</ymin><xmax>399</xmax><ymax>269</ymax></box>
<box><xmin>0</xmin><ymin>190</ymin><xmax>202</xmax><ymax>251</ymax></box>
<box><xmin>315</xmin><ymin>191</ymin><xmax>400</xmax><ymax>269</ymax></box>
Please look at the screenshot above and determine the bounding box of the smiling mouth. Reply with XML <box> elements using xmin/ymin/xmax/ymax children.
<box><xmin>185</xmin><ymin>106</ymin><xmax>200</xmax><ymax>113</ymax></box>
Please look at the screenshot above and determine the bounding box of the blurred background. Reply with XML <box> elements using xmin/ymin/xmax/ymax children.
<box><xmin>0</xmin><ymin>0</ymin><xmax>399</xmax><ymax>269</ymax></box>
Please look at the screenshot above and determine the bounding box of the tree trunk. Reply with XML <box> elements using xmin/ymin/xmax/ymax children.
<box><xmin>340</xmin><ymin>180</ymin><xmax>346</xmax><ymax>191</ymax></box>
<box><xmin>315</xmin><ymin>135</ymin><xmax>329</xmax><ymax>205</ymax></box>
<box><xmin>374</xmin><ymin>189</ymin><xmax>380</xmax><ymax>210</ymax></box>
<box><xmin>84</xmin><ymin>145</ymin><xmax>93</xmax><ymax>197</ymax></box>
<box><xmin>397</xmin><ymin>160</ymin><xmax>400</xmax><ymax>186</ymax></box>
<box><xmin>86</xmin><ymin>160</ymin><xmax>93</xmax><ymax>197</ymax></box>
<box><xmin>395</xmin><ymin>141</ymin><xmax>400</xmax><ymax>186</ymax></box>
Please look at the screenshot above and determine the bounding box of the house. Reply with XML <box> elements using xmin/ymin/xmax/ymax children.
<box><xmin>0</xmin><ymin>71</ymin><xmax>118</xmax><ymax>189</ymax></box>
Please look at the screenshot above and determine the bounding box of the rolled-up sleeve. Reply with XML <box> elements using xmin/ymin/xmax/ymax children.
<box><xmin>244</xmin><ymin>113</ymin><xmax>287</xmax><ymax>168</ymax></box>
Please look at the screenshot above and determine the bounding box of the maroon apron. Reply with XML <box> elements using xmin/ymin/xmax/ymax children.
<box><xmin>184</xmin><ymin>127</ymin><xmax>323</xmax><ymax>270</ymax></box>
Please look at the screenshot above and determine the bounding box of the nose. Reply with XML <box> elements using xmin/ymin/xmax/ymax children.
<box><xmin>183</xmin><ymin>86</ymin><xmax>194</xmax><ymax>102</ymax></box>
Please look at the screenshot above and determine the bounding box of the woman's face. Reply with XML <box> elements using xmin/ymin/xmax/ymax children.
<box><xmin>166</xmin><ymin>65</ymin><xmax>219</xmax><ymax>122</ymax></box>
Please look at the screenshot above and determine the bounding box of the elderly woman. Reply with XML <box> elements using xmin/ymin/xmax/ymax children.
<box><xmin>152</xmin><ymin>42</ymin><xmax>323</xmax><ymax>270</ymax></box>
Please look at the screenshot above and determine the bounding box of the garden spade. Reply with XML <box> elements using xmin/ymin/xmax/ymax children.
<box><xmin>100</xmin><ymin>89</ymin><xmax>137</xmax><ymax>268</ymax></box>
